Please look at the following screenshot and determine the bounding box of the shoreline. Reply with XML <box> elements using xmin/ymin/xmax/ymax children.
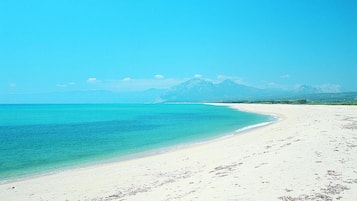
<box><xmin>0</xmin><ymin>104</ymin><xmax>276</xmax><ymax>185</ymax></box>
<box><xmin>1</xmin><ymin>104</ymin><xmax>356</xmax><ymax>200</ymax></box>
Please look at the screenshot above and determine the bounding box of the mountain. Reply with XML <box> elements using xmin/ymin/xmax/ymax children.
<box><xmin>160</xmin><ymin>79</ymin><xmax>347</xmax><ymax>103</ymax></box>
<box><xmin>161</xmin><ymin>79</ymin><xmax>266</xmax><ymax>102</ymax></box>
<box><xmin>161</xmin><ymin>78</ymin><xmax>217</xmax><ymax>102</ymax></box>
<box><xmin>295</xmin><ymin>85</ymin><xmax>323</xmax><ymax>94</ymax></box>
<box><xmin>216</xmin><ymin>79</ymin><xmax>264</xmax><ymax>101</ymax></box>
<box><xmin>2</xmin><ymin>78</ymin><xmax>353</xmax><ymax>104</ymax></box>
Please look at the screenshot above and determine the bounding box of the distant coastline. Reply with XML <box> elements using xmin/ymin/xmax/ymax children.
<box><xmin>2</xmin><ymin>78</ymin><xmax>356</xmax><ymax>104</ymax></box>
<box><xmin>219</xmin><ymin>99</ymin><xmax>357</xmax><ymax>105</ymax></box>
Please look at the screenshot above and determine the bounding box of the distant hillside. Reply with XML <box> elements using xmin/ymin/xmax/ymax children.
<box><xmin>161</xmin><ymin>78</ymin><xmax>266</xmax><ymax>102</ymax></box>
<box><xmin>1</xmin><ymin>78</ymin><xmax>355</xmax><ymax>104</ymax></box>
<box><xmin>294</xmin><ymin>84</ymin><xmax>323</xmax><ymax>94</ymax></box>
<box><xmin>289</xmin><ymin>92</ymin><xmax>357</xmax><ymax>103</ymax></box>
<box><xmin>161</xmin><ymin>78</ymin><xmax>357</xmax><ymax>103</ymax></box>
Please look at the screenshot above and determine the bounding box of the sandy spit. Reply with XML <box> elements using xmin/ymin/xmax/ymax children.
<box><xmin>1</xmin><ymin>104</ymin><xmax>356</xmax><ymax>201</ymax></box>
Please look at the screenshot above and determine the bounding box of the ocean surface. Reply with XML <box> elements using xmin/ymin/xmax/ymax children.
<box><xmin>0</xmin><ymin>104</ymin><xmax>272</xmax><ymax>182</ymax></box>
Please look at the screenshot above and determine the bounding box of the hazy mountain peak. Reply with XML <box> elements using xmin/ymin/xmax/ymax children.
<box><xmin>172</xmin><ymin>78</ymin><xmax>214</xmax><ymax>90</ymax></box>
<box><xmin>161</xmin><ymin>78</ymin><xmax>264</xmax><ymax>102</ymax></box>
<box><xmin>296</xmin><ymin>85</ymin><xmax>323</xmax><ymax>94</ymax></box>
<box><xmin>219</xmin><ymin>79</ymin><xmax>238</xmax><ymax>86</ymax></box>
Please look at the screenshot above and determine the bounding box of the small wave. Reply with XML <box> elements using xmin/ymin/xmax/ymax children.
<box><xmin>235</xmin><ymin>121</ymin><xmax>275</xmax><ymax>133</ymax></box>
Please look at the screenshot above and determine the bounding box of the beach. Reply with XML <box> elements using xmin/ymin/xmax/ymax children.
<box><xmin>1</xmin><ymin>104</ymin><xmax>356</xmax><ymax>200</ymax></box>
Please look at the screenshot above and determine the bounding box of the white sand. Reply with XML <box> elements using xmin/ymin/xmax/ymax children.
<box><xmin>1</xmin><ymin>104</ymin><xmax>356</xmax><ymax>201</ymax></box>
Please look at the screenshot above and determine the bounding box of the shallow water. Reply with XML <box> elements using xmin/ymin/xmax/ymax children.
<box><xmin>0</xmin><ymin>104</ymin><xmax>271</xmax><ymax>181</ymax></box>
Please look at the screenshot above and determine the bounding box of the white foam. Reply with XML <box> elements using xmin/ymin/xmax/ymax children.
<box><xmin>234</xmin><ymin>121</ymin><xmax>273</xmax><ymax>133</ymax></box>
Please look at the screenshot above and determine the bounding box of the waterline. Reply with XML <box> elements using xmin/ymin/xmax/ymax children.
<box><xmin>0</xmin><ymin>104</ymin><xmax>272</xmax><ymax>182</ymax></box>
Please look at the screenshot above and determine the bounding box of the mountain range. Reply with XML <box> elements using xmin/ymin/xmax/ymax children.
<box><xmin>1</xmin><ymin>78</ymin><xmax>356</xmax><ymax>104</ymax></box>
<box><xmin>162</xmin><ymin>79</ymin><xmax>264</xmax><ymax>102</ymax></box>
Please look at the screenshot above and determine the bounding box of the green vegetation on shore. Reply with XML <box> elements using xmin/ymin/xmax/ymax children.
<box><xmin>220</xmin><ymin>92</ymin><xmax>357</xmax><ymax>105</ymax></box>
<box><xmin>221</xmin><ymin>100</ymin><xmax>357</xmax><ymax>105</ymax></box>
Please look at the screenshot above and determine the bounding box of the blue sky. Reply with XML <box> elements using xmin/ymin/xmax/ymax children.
<box><xmin>1</xmin><ymin>0</ymin><xmax>356</xmax><ymax>94</ymax></box>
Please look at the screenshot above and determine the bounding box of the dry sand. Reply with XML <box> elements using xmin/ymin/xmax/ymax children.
<box><xmin>1</xmin><ymin>104</ymin><xmax>356</xmax><ymax>201</ymax></box>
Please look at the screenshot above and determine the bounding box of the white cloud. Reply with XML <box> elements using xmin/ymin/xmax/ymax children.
<box><xmin>68</xmin><ymin>82</ymin><xmax>76</xmax><ymax>85</ymax></box>
<box><xmin>9</xmin><ymin>83</ymin><xmax>16</xmax><ymax>88</ymax></box>
<box><xmin>217</xmin><ymin>75</ymin><xmax>229</xmax><ymax>80</ymax></box>
<box><xmin>155</xmin><ymin>74</ymin><xmax>164</xmax><ymax>79</ymax></box>
<box><xmin>122</xmin><ymin>77</ymin><xmax>132</xmax><ymax>81</ymax></box>
<box><xmin>268</xmin><ymin>82</ymin><xmax>277</xmax><ymax>87</ymax></box>
<box><xmin>194</xmin><ymin>74</ymin><xmax>202</xmax><ymax>78</ymax></box>
<box><xmin>87</xmin><ymin>77</ymin><xmax>97</xmax><ymax>83</ymax></box>
<box><xmin>280</xmin><ymin>74</ymin><xmax>290</xmax><ymax>79</ymax></box>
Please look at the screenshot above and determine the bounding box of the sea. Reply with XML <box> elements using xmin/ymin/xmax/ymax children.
<box><xmin>0</xmin><ymin>104</ymin><xmax>273</xmax><ymax>182</ymax></box>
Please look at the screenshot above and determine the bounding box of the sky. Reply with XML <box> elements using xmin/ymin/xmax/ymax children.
<box><xmin>1</xmin><ymin>0</ymin><xmax>356</xmax><ymax>95</ymax></box>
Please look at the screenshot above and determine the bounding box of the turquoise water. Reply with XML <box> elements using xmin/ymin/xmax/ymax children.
<box><xmin>0</xmin><ymin>104</ymin><xmax>271</xmax><ymax>181</ymax></box>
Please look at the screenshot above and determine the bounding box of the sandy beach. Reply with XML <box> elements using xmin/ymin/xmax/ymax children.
<box><xmin>1</xmin><ymin>104</ymin><xmax>356</xmax><ymax>201</ymax></box>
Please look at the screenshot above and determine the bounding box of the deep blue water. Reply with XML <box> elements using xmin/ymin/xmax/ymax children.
<box><xmin>0</xmin><ymin>104</ymin><xmax>271</xmax><ymax>181</ymax></box>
